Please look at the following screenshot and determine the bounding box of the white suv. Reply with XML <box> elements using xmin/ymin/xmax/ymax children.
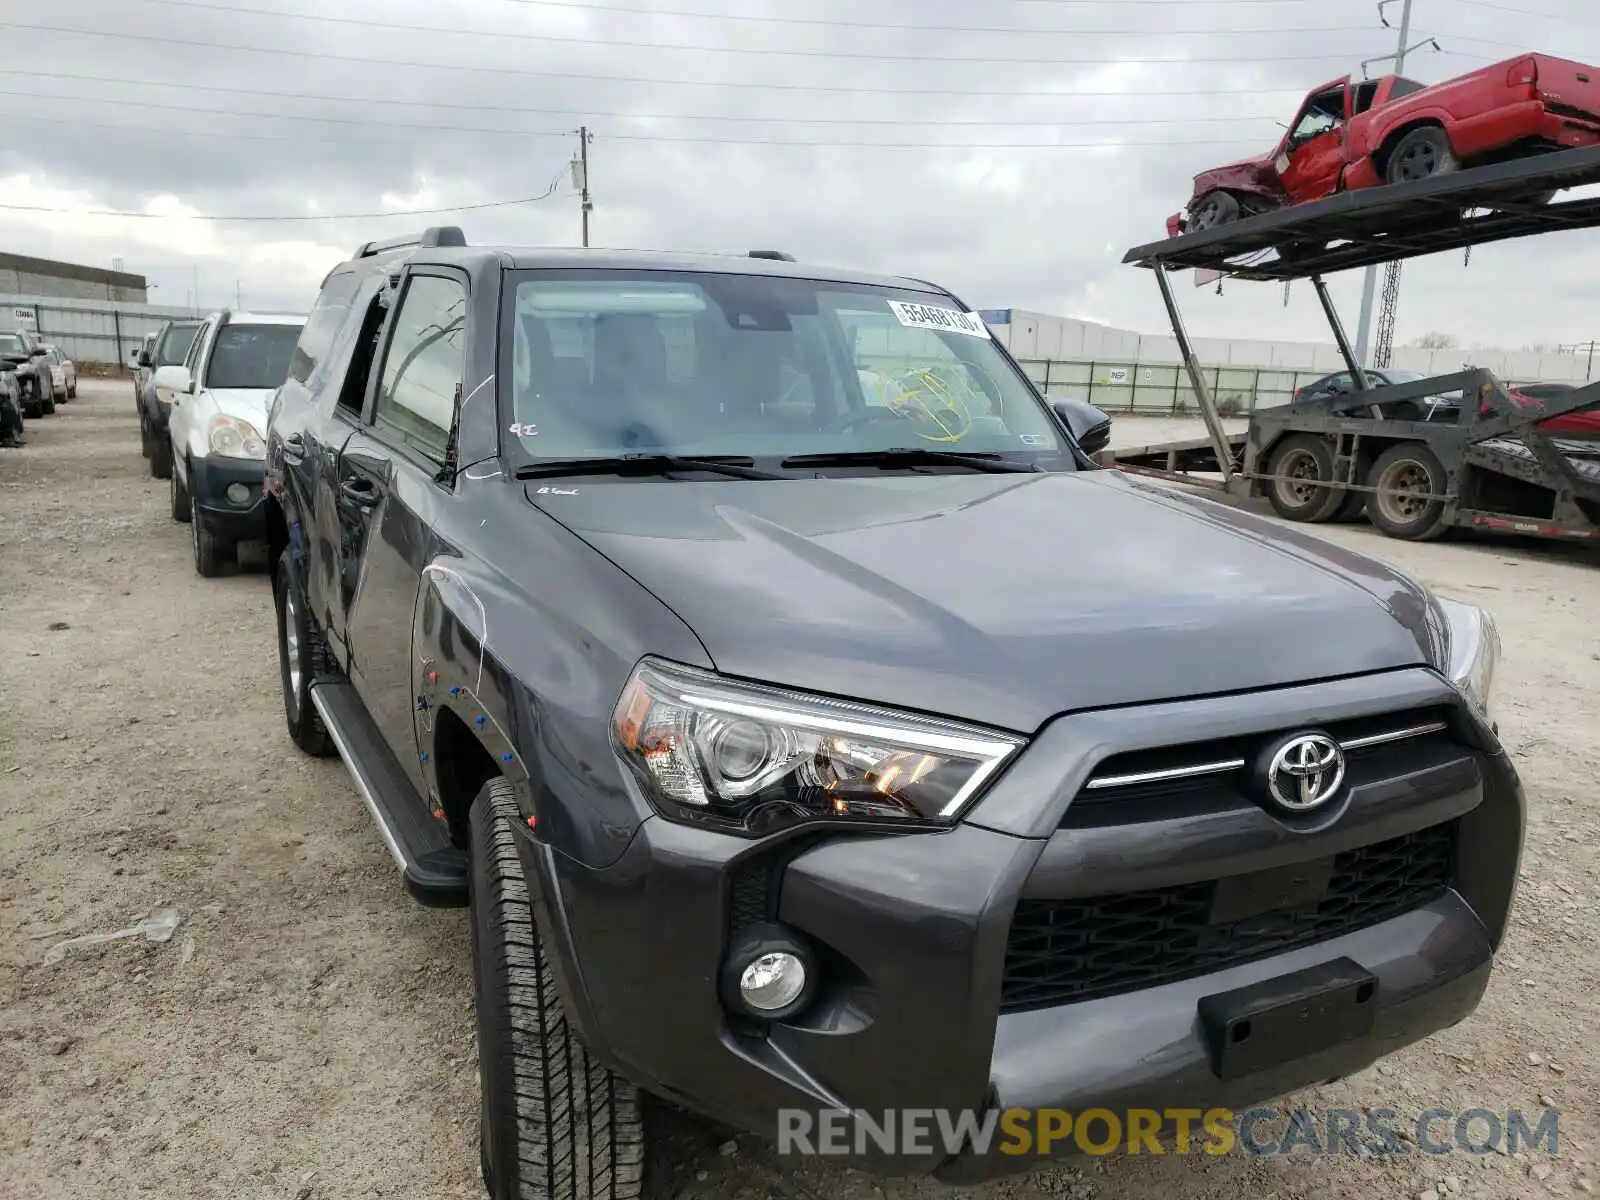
<box><xmin>154</xmin><ymin>310</ymin><xmax>305</xmax><ymax>576</ymax></box>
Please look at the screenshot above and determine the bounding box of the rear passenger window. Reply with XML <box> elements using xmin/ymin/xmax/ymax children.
<box><xmin>373</xmin><ymin>274</ymin><xmax>466</xmax><ymax>462</ymax></box>
<box><xmin>291</xmin><ymin>270</ymin><xmax>361</xmax><ymax>385</ymax></box>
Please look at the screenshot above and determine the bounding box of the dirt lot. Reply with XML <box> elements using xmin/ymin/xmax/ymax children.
<box><xmin>1</xmin><ymin>387</ymin><xmax>1596</xmax><ymax>1200</ymax></box>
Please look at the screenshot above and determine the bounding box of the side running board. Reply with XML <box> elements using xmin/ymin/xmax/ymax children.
<box><xmin>310</xmin><ymin>681</ymin><xmax>469</xmax><ymax>908</ymax></box>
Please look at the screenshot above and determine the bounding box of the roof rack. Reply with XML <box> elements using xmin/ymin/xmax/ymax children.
<box><xmin>355</xmin><ymin>225</ymin><xmax>468</xmax><ymax>259</ymax></box>
<box><xmin>747</xmin><ymin>249</ymin><xmax>796</xmax><ymax>261</ymax></box>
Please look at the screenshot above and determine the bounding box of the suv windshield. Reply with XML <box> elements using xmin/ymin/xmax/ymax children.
<box><xmin>501</xmin><ymin>270</ymin><xmax>1072</xmax><ymax>469</ymax></box>
<box><xmin>0</xmin><ymin>333</ymin><xmax>29</xmax><ymax>356</ymax></box>
<box><xmin>156</xmin><ymin>323</ymin><xmax>200</xmax><ymax>366</ymax></box>
<box><xmin>204</xmin><ymin>323</ymin><xmax>303</xmax><ymax>390</ymax></box>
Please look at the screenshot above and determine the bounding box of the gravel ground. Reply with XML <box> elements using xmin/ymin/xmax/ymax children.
<box><xmin>1</xmin><ymin>384</ymin><xmax>1595</xmax><ymax>1200</ymax></box>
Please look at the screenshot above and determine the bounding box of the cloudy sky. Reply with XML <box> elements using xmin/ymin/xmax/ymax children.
<box><xmin>3</xmin><ymin>0</ymin><xmax>1599</xmax><ymax>350</ymax></box>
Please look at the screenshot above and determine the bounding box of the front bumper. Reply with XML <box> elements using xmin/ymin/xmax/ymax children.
<box><xmin>528</xmin><ymin>667</ymin><xmax>1523</xmax><ymax>1181</ymax></box>
<box><xmin>188</xmin><ymin>454</ymin><xmax>268</xmax><ymax>543</ymax></box>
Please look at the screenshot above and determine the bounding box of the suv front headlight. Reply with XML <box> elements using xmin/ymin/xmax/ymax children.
<box><xmin>1435</xmin><ymin>597</ymin><xmax>1500</xmax><ymax>719</ymax></box>
<box><xmin>208</xmin><ymin>414</ymin><xmax>267</xmax><ymax>460</ymax></box>
<box><xmin>612</xmin><ymin>658</ymin><xmax>1023</xmax><ymax>836</ymax></box>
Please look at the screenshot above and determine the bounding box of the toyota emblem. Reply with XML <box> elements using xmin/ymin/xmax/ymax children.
<box><xmin>1264</xmin><ymin>733</ymin><xmax>1346</xmax><ymax>813</ymax></box>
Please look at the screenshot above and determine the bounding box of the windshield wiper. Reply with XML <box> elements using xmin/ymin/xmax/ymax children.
<box><xmin>514</xmin><ymin>454</ymin><xmax>785</xmax><ymax>481</ymax></box>
<box><xmin>780</xmin><ymin>448</ymin><xmax>1041</xmax><ymax>474</ymax></box>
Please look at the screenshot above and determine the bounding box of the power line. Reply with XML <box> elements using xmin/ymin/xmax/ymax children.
<box><xmin>3</xmin><ymin>19</ymin><xmax>1403</xmax><ymax>68</ymax></box>
<box><xmin>0</xmin><ymin>106</ymin><xmax>1269</xmax><ymax>151</ymax></box>
<box><xmin>125</xmin><ymin>0</ymin><xmax>1379</xmax><ymax>42</ymax></box>
<box><xmin>1454</xmin><ymin>0</ymin><xmax>1600</xmax><ymax>22</ymax></box>
<box><xmin>0</xmin><ymin>76</ymin><xmax>1288</xmax><ymax>131</ymax></box>
<box><xmin>477</xmin><ymin>0</ymin><xmax>1332</xmax><ymax>27</ymax></box>
<box><xmin>0</xmin><ymin>66</ymin><xmax>1308</xmax><ymax>105</ymax></box>
<box><xmin>0</xmin><ymin>169</ymin><xmax>572</xmax><ymax>222</ymax></box>
<box><xmin>0</xmin><ymin>23</ymin><xmax>1316</xmax><ymax>99</ymax></box>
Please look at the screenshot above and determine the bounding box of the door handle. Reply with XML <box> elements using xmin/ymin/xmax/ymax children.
<box><xmin>280</xmin><ymin>433</ymin><xmax>306</xmax><ymax>464</ymax></box>
<box><xmin>340</xmin><ymin>478</ymin><xmax>380</xmax><ymax>507</ymax></box>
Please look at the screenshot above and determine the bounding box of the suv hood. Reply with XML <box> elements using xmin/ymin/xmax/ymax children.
<box><xmin>529</xmin><ymin>471</ymin><xmax>1443</xmax><ymax>733</ymax></box>
<box><xmin>206</xmin><ymin>387</ymin><xmax>277</xmax><ymax>427</ymax></box>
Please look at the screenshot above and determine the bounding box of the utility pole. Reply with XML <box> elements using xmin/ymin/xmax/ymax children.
<box><xmin>235</xmin><ymin>279</ymin><xmax>243</xmax><ymax>309</ymax></box>
<box><xmin>574</xmin><ymin>126</ymin><xmax>593</xmax><ymax>248</ymax></box>
<box><xmin>1353</xmin><ymin>0</ymin><xmax>1412</xmax><ymax>367</ymax></box>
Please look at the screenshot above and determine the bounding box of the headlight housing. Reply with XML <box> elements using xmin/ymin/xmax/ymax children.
<box><xmin>208</xmin><ymin>414</ymin><xmax>266</xmax><ymax>460</ymax></box>
<box><xmin>1435</xmin><ymin>597</ymin><xmax>1500</xmax><ymax>719</ymax></box>
<box><xmin>612</xmin><ymin>658</ymin><xmax>1023</xmax><ymax>836</ymax></box>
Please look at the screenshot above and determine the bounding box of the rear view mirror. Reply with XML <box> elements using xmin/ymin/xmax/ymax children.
<box><xmin>152</xmin><ymin>364</ymin><xmax>193</xmax><ymax>395</ymax></box>
<box><xmin>1051</xmin><ymin>397</ymin><xmax>1113</xmax><ymax>457</ymax></box>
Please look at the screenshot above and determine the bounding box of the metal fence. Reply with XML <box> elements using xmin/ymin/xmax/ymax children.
<box><xmin>3</xmin><ymin>294</ymin><xmax>206</xmax><ymax>368</ymax></box>
<box><xmin>1019</xmin><ymin>359</ymin><xmax>1338</xmax><ymax>415</ymax></box>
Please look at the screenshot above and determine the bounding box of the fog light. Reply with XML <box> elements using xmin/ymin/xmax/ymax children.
<box><xmin>720</xmin><ymin>921</ymin><xmax>818</xmax><ymax>1021</ymax></box>
<box><xmin>739</xmin><ymin>952</ymin><xmax>807</xmax><ymax>1012</ymax></box>
<box><xmin>226</xmin><ymin>483</ymin><xmax>250</xmax><ymax>504</ymax></box>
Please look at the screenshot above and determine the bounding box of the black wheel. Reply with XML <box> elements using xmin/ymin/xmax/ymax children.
<box><xmin>40</xmin><ymin>390</ymin><xmax>55</xmax><ymax>416</ymax></box>
<box><xmin>1189</xmin><ymin>190</ymin><xmax>1241</xmax><ymax>232</ymax></box>
<box><xmin>68</xmin><ymin>383</ymin><xmax>77</xmax><ymax>399</ymax></box>
<box><xmin>190</xmin><ymin>494</ymin><xmax>234</xmax><ymax>577</ymax></box>
<box><xmin>1385</xmin><ymin>127</ymin><xmax>1459</xmax><ymax>184</ymax></box>
<box><xmin>273</xmin><ymin>547</ymin><xmax>334</xmax><ymax>756</ymax></box>
<box><xmin>472</xmin><ymin>778</ymin><xmax>645</xmax><ymax>1200</ymax></box>
<box><xmin>139</xmin><ymin>413</ymin><xmax>152</xmax><ymax>459</ymax></box>
<box><xmin>171</xmin><ymin>460</ymin><xmax>191</xmax><ymax>522</ymax></box>
<box><xmin>22</xmin><ymin>400</ymin><xmax>42</xmax><ymax>419</ymax></box>
<box><xmin>1265</xmin><ymin>434</ymin><xmax>1348</xmax><ymax>523</ymax></box>
<box><xmin>1366</xmin><ymin>442</ymin><xmax>1450</xmax><ymax>541</ymax></box>
<box><xmin>150</xmin><ymin>433</ymin><xmax>173</xmax><ymax>479</ymax></box>
<box><xmin>1331</xmin><ymin>490</ymin><xmax>1369</xmax><ymax>522</ymax></box>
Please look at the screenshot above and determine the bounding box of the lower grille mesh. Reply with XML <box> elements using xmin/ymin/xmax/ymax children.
<box><xmin>1000</xmin><ymin>822</ymin><xmax>1456</xmax><ymax>1013</ymax></box>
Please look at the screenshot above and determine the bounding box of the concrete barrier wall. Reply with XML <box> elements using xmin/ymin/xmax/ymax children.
<box><xmin>3</xmin><ymin>294</ymin><xmax>207</xmax><ymax>367</ymax></box>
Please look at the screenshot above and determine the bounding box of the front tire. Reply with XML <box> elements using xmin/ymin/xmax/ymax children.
<box><xmin>150</xmin><ymin>432</ymin><xmax>173</xmax><ymax>479</ymax></box>
<box><xmin>170</xmin><ymin>459</ymin><xmax>191</xmax><ymax>522</ymax></box>
<box><xmin>1189</xmin><ymin>190</ymin><xmax>1241</xmax><ymax>232</ymax></box>
<box><xmin>273</xmin><ymin>547</ymin><xmax>333</xmax><ymax>756</ymax></box>
<box><xmin>1265</xmin><ymin>433</ymin><xmax>1348</xmax><ymax>523</ymax></box>
<box><xmin>471</xmin><ymin>778</ymin><xmax>645</xmax><ymax>1200</ymax></box>
<box><xmin>191</xmin><ymin>494</ymin><xmax>234</xmax><ymax>577</ymax></box>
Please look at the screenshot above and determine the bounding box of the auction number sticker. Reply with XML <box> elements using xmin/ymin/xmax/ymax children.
<box><xmin>886</xmin><ymin>301</ymin><xmax>990</xmax><ymax>339</ymax></box>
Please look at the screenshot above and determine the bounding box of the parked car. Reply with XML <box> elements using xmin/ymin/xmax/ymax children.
<box><xmin>1293</xmin><ymin>369</ymin><xmax>1600</xmax><ymax>434</ymax></box>
<box><xmin>0</xmin><ymin>361</ymin><xmax>25</xmax><ymax>447</ymax></box>
<box><xmin>132</xmin><ymin>333</ymin><xmax>157</xmax><ymax>406</ymax></box>
<box><xmin>1169</xmin><ymin>54</ymin><xmax>1600</xmax><ymax>235</ymax></box>
<box><xmin>0</xmin><ymin>329</ymin><xmax>54</xmax><ymax>417</ymax></box>
<box><xmin>140</xmin><ymin>319</ymin><xmax>204</xmax><ymax>473</ymax></box>
<box><xmin>262</xmin><ymin>227</ymin><xmax>1519</xmax><ymax>1197</ymax></box>
<box><xmin>41</xmin><ymin>344</ymin><xmax>77</xmax><ymax>402</ymax></box>
<box><xmin>158</xmin><ymin>310</ymin><xmax>304</xmax><ymax>575</ymax></box>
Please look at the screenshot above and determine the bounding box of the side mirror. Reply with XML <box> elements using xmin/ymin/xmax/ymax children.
<box><xmin>29</xmin><ymin>348</ymin><xmax>47</xmax><ymax>358</ymax></box>
<box><xmin>138</xmin><ymin>350</ymin><xmax>152</xmax><ymax>367</ymax></box>
<box><xmin>152</xmin><ymin>364</ymin><xmax>193</xmax><ymax>395</ymax></box>
<box><xmin>1051</xmin><ymin>397</ymin><xmax>1113</xmax><ymax>457</ymax></box>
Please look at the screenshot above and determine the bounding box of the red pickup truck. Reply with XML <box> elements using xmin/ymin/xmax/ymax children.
<box><xmin>1168</xmin><ymin>54</ymin><xmax>1600</xmax><ymax>235</ymax></box>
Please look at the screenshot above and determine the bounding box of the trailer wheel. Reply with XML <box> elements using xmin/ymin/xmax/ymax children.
<box><xmin>1189</xmin><ymin>191</ymin><xmax>1241</xmax><ymax>231</ymax></box>
<box><xmin>1265</xmin><ymin>434</ymin><xmax>1347</xmax><ymax>523</ymax></box>
<box><xmin>1385</xmin><ymin>127</ymin><xmax>1458</xmax><ymax>184</ymax></box>
<box><xmin>1366</xmin><ymin>443</ymin><xmax>1450</xmax><ymax>541</ymax></box>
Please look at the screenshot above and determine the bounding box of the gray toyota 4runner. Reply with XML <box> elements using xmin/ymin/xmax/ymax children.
<box><xmin>263</xmin><ymin>228</ymin><xmax>1520</xmax><ymax>1197</ymax></box>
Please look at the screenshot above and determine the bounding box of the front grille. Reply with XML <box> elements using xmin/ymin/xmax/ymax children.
<box><xmin>1061</xmin><ymin>707</ymin><xmax>1457</xmax><ymax>829</ymax></box>
<box><xmin>1000</xmin><ymin>822</ymin><xmax>1456</xmax><ymax>1013</ymax></box>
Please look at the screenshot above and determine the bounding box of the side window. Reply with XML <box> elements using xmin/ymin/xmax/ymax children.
<box><xmin>184</xmin><ymin>322</ymin><xmax>212</xmax><ymax>379</ymax></box>
<box><xmin>1353</xmin><ymin>80</ymin><xmax>1380</xmax><ymax>114</ymax></box>
<box><xmin>290</xmin><ymin>270</ymin><xmax>360</xmax><ymax>385</ymax></box>
<box><xmin>372</xmin><ymin>274</ymin><xmax>466</xmax><ymax>462</ymax></box>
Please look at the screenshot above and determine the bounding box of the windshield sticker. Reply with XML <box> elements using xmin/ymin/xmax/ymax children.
<box><xmin>1019</xmin><ymin>434</ymin><xmax>1049</xmax><ymax>446</ymax></box>
<box><xmin>509</xmin><ymin>422</ymin><xmax>539</xmax><ymax>437</ymax></box>
<box><xmin>885</xmin><ymin>301</ymin><xmax>991</xmax><ymax>340</ymax></box>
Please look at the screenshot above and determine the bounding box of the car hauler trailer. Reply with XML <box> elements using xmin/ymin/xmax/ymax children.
<box><xmin>1113</xmin><ymin>144</ymin><xmax>1600</xmax><ymax>544</ymax></box>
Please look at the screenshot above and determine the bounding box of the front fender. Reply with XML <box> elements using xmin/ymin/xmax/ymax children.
<box><xmin>410</xmin><ymin>520</ymin><xmax>711</xmax><ymax>870</ymax></box>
